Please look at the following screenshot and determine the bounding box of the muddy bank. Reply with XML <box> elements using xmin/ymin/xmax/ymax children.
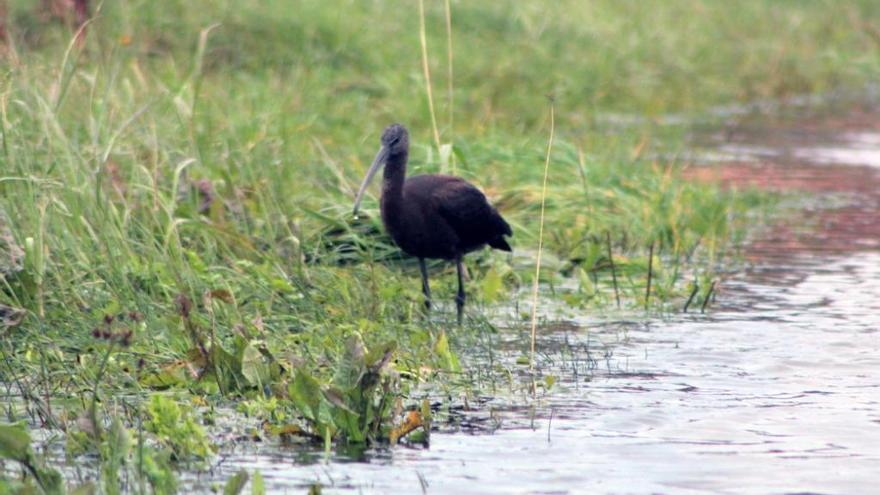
<box><xmin>688</xmin><ymin>103</ymin><xmax>880</xmax><ymax>263</ymax></box>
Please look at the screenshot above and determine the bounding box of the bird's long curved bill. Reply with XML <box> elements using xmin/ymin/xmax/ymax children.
<box><xmin>353</xmin><ymin>146</ymin><xmax>388</xmax><ymax>215</ymax></box>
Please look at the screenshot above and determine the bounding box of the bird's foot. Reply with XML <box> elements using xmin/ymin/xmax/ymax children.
<box><xmin>455</xmin><ymin>294</ymin><xmax>465</xmax><ymax>326</ymax></box>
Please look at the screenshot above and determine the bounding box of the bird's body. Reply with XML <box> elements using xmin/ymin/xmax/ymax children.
<box><xmin>354</xmin><ymin>124</ymin><xmax>512</xmax><ymax>323</ymax></box>
<box><xmin>381</xmin><ymin>174</ymin><xmax>512</xmax><ymax>260</ymax></box>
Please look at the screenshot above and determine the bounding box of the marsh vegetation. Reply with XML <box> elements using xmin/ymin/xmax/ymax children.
<box><xmin>1</xmin><ymin>1</ymin><xmax>879</xmax><ymax>493</ymax></box>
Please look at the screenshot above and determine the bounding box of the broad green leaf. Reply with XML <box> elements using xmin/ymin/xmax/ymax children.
<box><xmin>139</xmin><ymin>360</ymin><xmax>195</xmax><ymax>389</ymax></box>
<box><xmin>364</xmin><ymin>341</ymin><xmax>397</xmax><ymax>373</ymax></box>
<box><xmin>241</xmin><ymin>342</ymin><xmax>266</xmax><ymax>388</ymax></box>
<box><xmin>434</xmin><ymin>332</ymin><xmax>460</xmax><ymax>372</ymax></box>
<box><xmin>0</xmin><ymin>423</ymin><xmax>32</xmax><ymax>462</ymax></box>
<box><xmin>323</xmin><ymin>387</ymin><xmax>357</xmax><ymax>415</ymax></box>
<box><xmin>577</xmin><ymin>267</ymin><xmax>595</xmax><ymax>295</ymax></box>
<box><xmin>288</xmin><ymin>370</ymin><xmax>323</xmax><ymax>422</ymax></box>
<box><xmin>251</xmin><ymin>472</ymin><xmax>265</xmax><ymax>495</ymax></box>
<box><xmin>481</xmin><ymin>266</ymin><xmax>503</xmax><ymax>302</ymax></box>
<box><xmin>214</xmin><ymin>344</ymin><xmax>245</xmax><ymax>392</ymax></box>
<box><xmin>333</xmin><ymin>335</ymin><xmax>366</xmax><ymax>390</ymax></box>
<box><xmin>223</xmin><ymin>469</ymin><xmax>249</xmax><ymax>495</ymax></box>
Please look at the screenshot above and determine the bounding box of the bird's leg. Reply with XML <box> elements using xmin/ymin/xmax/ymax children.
<box><xmin>455</xmin><ymin>256</ymin><xmax>466</xmax><ymax>325</ymax></box>
<box><xmin>418</xmin><ymin>258</ymin><xmax>432</xmax><ymax>311</ymax></box>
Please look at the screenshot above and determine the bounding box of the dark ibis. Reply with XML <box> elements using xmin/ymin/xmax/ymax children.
<box><xmin>353</xmin><ymin>124</ymin><xmax>512</xmax><ymax>324</ymax></box>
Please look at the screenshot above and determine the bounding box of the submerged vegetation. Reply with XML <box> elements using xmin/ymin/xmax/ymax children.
<box><xmin>1</xmin><ymin>0</ymin><xmax>879</xmax><ymax>491</ymax></box>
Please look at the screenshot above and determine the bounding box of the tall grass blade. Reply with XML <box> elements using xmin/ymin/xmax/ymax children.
<box><xmin>606</xmin><ymin>231</ymin><xmax>620</xmax><ymax>308</ymax></box>
<box><xmin>418</xmin><ymin>0</ymin><xmax>442</xmax><ymax>157</ymax></box>
<box><xmin>53</xmin><ymin>18</ymin><xmax>94</xmax><ymax>111</ymax></box>
<box><xmin>529</xmin><ymin>102</ymin><xmax>555</xmax><ymax>373</ymax></box>
<box><xmin>683</xmin><ymin>280</ymin><xmax>699</xmax><ymax>313</ymax></box>
<box><xmin>700</xmin><ymin>280</ymin><xmax>716</xmax><ymax>313</ymax></box>
<box><xmin>645</xmin><ymin>240</ymin><xmax>654</xmax><ymax>310</ymax></box>
<box><xmin>443</xmin><ymin>0</ymin><xmax>455</xmax><ymax>174</ymax></box>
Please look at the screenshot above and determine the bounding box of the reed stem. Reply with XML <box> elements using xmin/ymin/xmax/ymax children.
<box><xmin>418</xmin><ymin>0</ymin><xmax>442</xmax><ymax>154</ymax></box>
<box><xmin>645</xmin><ymin>240</ymin><xmax>655</xmax><ymax>310</ymax></box>
<box><xmin>529</xmin><ymin>102</ymin><xmax>555</xmax><ymax>373</ymax></box>
<box><xmin>606</xmin><ymin>231</ymin><xmax>620</xmax><ymax>308</ymax></box>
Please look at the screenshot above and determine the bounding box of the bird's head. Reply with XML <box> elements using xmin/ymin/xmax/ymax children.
<box><xmin>353</xmin><ymin>123</ymin><xmax>409</xmax><ymax>216</ymax></box>
<box><xmin>380</xmin><ymin>123</ymin><xmax>409</xmax><ymax>156</ymax></box>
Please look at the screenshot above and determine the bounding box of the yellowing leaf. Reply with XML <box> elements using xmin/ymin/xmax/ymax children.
<box><xmin>269</xmin><ymin>423</ymin><xmax>305</xmax><ymax>436</ymax></box>
<box><xmin>210</xmin><ymin>289</ymin><xmax>235</xmax><ymax>304</ymax></box>
<box><xmin>389</xmin><ymin>410</ymin><xmax>423</xmax><ymax>444</ymax></box>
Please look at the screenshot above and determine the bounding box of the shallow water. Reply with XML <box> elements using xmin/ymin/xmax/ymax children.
<box><xmin>204</xmin><ymin>259</ymin><xmax>880</xmax><ymax>494</ymax></box>
<box><xmin>189</xmin><ymin>109</ymin><xmax>880</xmax><ymax>494</ymax></box>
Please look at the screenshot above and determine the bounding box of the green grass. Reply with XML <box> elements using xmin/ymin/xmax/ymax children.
<box><xmin>1</xmin><ymin>0</ymin><xmax>878</xmax><ymax>490</ymax></box>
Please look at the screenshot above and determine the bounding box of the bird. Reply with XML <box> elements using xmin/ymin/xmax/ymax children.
<box><xmin>353</xmin><ymin>123</ymin><xmax>512</xmax><ymax>324</ymax></box>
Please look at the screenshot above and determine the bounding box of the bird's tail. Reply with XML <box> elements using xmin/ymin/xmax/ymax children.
<box><xmin>489</xmin><ymin>235</ymin><xmax>512</xmax><ymax>252</ymax></box>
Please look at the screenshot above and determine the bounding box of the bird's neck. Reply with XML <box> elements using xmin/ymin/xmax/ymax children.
<box><xmin>381</xmin><ymin>150</ymin><xmax>408</xmax><ymax>204</ymax></box>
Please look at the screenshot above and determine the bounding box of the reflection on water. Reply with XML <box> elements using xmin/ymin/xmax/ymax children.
<box><xmin>708</xmin><ymin>130</ymin><xmax>880</xmax><ymax>169</ymax></box>
<box><xmin>202</xmin><ymin>111</ymin><xmax>880</xmax><ymax>494</ymax></box>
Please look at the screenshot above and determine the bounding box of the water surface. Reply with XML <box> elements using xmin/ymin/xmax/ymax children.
<box><xmin>198</xmin><ymin>108</ymin><xmax>880</xmax><ymax>494</ymax></box>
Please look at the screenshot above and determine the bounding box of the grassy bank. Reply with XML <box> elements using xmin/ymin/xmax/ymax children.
<box><xmin>1</xmin><ymin>0</ymin><xmax>878</xmax><ymax>492</ymax></box>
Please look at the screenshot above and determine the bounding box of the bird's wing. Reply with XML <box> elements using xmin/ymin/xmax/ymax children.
<box><xmin>430</xmin><ymin>178</ymin><xmax>511</xmax><ymax>236</ymax></box>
